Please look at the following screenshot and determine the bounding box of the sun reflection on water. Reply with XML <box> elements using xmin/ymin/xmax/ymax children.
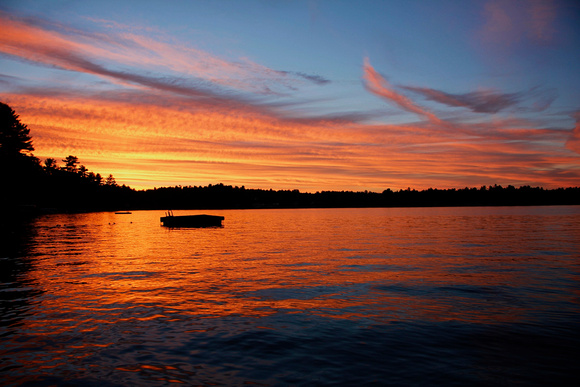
<box><xmin>2</xmin><ymin>207</ymin><xmax>579</xmax><ymax>385</ymax></box>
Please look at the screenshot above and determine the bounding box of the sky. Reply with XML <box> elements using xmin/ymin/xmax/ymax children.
<box><xmin>1</xmin><ymin>0</ymin><xmax>579</xmax><ymax>191</ymax></box>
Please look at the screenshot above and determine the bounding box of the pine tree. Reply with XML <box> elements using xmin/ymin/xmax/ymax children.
<box><xmin>0</xmin><ymin>102</ymin><xmax>34</xmax><ymax>157</ymax></box>
<box><xmin>0</xmin><ymin>102</ymin><xmax>41</xmax><ymax>210</ymax></box>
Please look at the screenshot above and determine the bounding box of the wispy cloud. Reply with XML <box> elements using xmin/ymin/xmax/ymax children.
<box><xmin>362</xmin><ymin>58</ymin><xmax>443</xmax><ymax>125</ymax></box>
<box><xmin>401</xmin><ymin>86</ymin><xmax>557</xmax><ymax>113</ymax></box>
<box><xmin>6</xmin><ymin>90</ymin><xmax>578</xmax><ymax>191</ymax></box>
<box><xmin>0</xmin><ymin>12</ymin><xmax>328</xmax><ymax>101</ymax></box>
<box><xmin>1</xmin><ymin>11</ymin><xmax>578</xmax><ymax>191</ymax></box>
<box><xmin>291</xmin><ymin>72</ymin><xmax>331</xmax><ymax>85</ymax></box>
<box><xmin>479</xmin><ymin>0</ymin><xmax>558</xmax><ymax>47</ymax></box>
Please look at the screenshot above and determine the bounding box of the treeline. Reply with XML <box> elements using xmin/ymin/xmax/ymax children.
<box><xmin>1</xmin><ymin>101</ymin><xmax>132</xmax><ymax>214</ymax></box>
<box><xmin>35</xmin><ymin>155</ymin><xmax>134</xmax><ymax>211</ymax></box>
<box><xmin>128</xmin><ymin>183</ymin><xmax>580</xmax><ymax>210</ymax></box>
<box><xmin>9</xmin><ymin>176</ymin><xmax>580</xmax><ymax>213</ymax></box>
<box><xmin>8</xmin><ymin>158</ymin><xmax>580</xmax><ymax>213</ymax></box>
<box><xmin>4</xmin><ymin>153</ymin><xmax>134</xmax><ymax>213</ymax></box>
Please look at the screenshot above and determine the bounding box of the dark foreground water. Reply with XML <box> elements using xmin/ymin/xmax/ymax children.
<box><xmin>1</xmin><ymin>206</ymin><xmax>579</xmax><ymax>386</ymax></box>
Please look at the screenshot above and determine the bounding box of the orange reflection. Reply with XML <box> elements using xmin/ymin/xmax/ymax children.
<box><xmin>22</xmin><ymin>208</ymin><xmax>572</xmax><ymax>330</ymax></box>
<box><xmin>5</xmin><ymin>207</ymin><xmax>577</xmax><ymax>384</ymax></box>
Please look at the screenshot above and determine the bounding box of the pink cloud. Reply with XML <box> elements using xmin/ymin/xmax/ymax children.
<box><xmin>479</xmin><ymin>0</ymin><xmax>558</xmax><ymax>47</ymax></box>
<box><xmin>528</xmin><ymin>0</ymin><xmax>557</xmax><ymax>43</ymax></box>
<box><xmin>2</xmin><ymin>12</ymin><xmax>578</xmax><ymax>191</ymax></box>
<box><xmin>0</xmin><ymin>12</ymin><xmax>328</xmax><ymax>99</ymax></box>
<box><xmin>362</xmin><ymin>58</ymin><xmax>443</xmax><ymax>125</ymax></box>
<box><xmin>5</xmin><ymin>56</ymin><xmax>577</xmax><ymax>192</ymax></box>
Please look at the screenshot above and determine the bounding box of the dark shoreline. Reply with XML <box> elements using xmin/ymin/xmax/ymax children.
<box><xmin>8</xmin><ymin>184</ymin><xmax>580</xmax><ymax>216</ymax></box>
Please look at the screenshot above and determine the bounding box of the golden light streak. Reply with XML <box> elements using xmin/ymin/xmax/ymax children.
<box><xmin>3</xmin><ymin>91</ymin><xmax>578</xmax><ymax>191</ymax></box>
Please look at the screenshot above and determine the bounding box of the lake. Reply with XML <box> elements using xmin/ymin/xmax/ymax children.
<box><xmin>1</xmin><ymin>206</ymin><xmax>579</xmax><ymax>386</ymax></box>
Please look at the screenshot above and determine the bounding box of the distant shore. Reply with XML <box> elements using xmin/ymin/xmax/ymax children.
<box><xmin>7</xmin><ymin>184</ymin><xmax>580</xmax><ymax>216</ymax></box>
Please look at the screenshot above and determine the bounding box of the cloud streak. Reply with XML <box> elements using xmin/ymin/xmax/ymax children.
<box><xmin>1</xmin><ymin>11</ymin><xmax>578</xmax><ymax>192</ymax></box>
<box><xmin>565</xmin><ymin>111</ymin><xmax>580</xmax><ymax>154</ymax></box>
<box><xmin>362</xmin><ymin>58</ymin><xmax>443</xmax><ymax>125</ymax></box>
<box><xmin>6</xmin><ymin>88</ymin><xmax>577</xmax><ymax>192</ymax></box>
<box><xmin>401</xmin><ymin>86</ymin><xmax>556</xmax><ymax>114</ymax></box>
<box><xmin>0</xmin><ymin>12</ymin><xmax>329</xmax><ymax>105</ymax></box>
<box><xmin>479</xmin><ymin>0</ymin><xmax>558</xmax><ymax>47</ymax></box>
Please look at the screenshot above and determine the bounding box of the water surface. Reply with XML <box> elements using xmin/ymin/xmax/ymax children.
<box><xmin>1</xmin><ymin>206</ymin><xmax>579</xmax><ymax>385</ymax></box>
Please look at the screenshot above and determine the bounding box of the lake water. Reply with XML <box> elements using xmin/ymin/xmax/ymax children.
<box><xmin>1</xmin><ymin>206</ymin><xmax>579</xmax><ymax>386</ymax></box>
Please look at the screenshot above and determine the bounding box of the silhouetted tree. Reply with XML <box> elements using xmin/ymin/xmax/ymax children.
<box><xmin>78</xmin><ymin>165</ymin><xmax>88</xmax><ymax>178</ymax></box>
<box><xmin>62</xmin><ymin>155</ymin><xmax>79</xmax><ymax>173</ymax></box>
<box><xmin>0</xmin><ymin>102</ymin><xmax>34</xmax><ymax>157</ymax></box>
<box><xmin>44</xmin><ymin>157</ymin><xmax>58</xmax><ymax>170</ymax></box>
<box><xmin>105</xmin><ymin>174</ymin><xmax>116</xmax><ymax>186</ymax></box>
<box><xmin>1</xmin><ymin>102</ymin><xmax>41</xmax><ymax>211</ymax></box>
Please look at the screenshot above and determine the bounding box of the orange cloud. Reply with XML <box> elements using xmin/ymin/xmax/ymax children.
<box><xmin>5</xmin><ymin>89</ymin><xmax>578</xmax><ymax>192</ymax></box>
<box><xmin>1</xmin><ymin>13</ymin><xmax>578</xmax><ymax>192</ymax></box>
<box><xmin>565</xmin><ymin>112</ymin><xmax>580</xmax><ymax>154</ymax></box>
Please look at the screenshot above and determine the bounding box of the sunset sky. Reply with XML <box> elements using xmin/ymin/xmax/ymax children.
<box><xmin>1</xmin><ymin>0</ymin><xmax>579</xmax><ymax>191</ymax></box>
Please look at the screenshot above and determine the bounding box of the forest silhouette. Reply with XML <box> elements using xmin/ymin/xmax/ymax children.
<box><xmin>1</xmin><ymin>101</ymin><xmax>579</xmax><ymax>215</ymax></box>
